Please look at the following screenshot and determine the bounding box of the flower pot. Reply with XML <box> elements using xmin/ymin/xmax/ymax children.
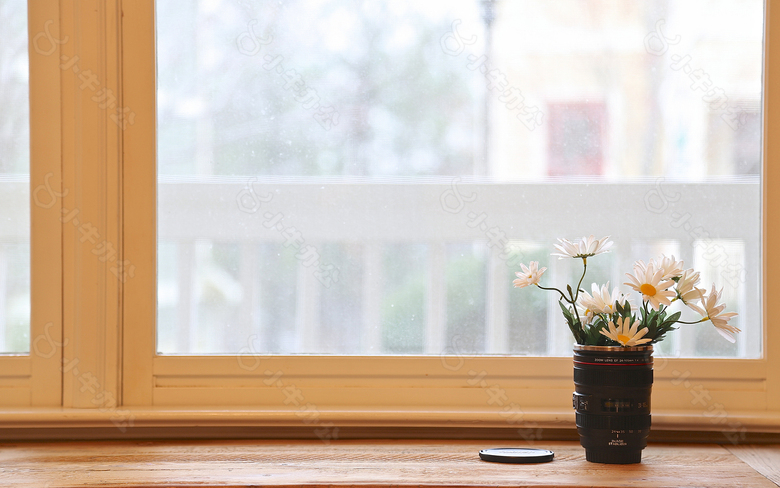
<box><xmin>572</xmin><ymin>344</ymin><xmax>653</xmax><ymax>464</ymax></box>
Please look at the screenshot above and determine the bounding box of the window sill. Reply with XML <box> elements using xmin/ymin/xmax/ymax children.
<box><xmin>1</xmin><ymin>439</ymin><xmax>778</xmax><ymax>487</ymax></box>
<box><xmin>1</xmin><ymin>407</ymin><xmax>779</xmax><ymax>435</ymax></box>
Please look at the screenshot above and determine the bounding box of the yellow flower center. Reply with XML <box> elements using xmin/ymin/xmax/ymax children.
<box><xmin>640</xmin><ymin>283</ymin><xmax>657</xmax><ymax>296</ymax></box>
<box><xmin>617</xmin><ymin>334</ymin><xmax>630</xmax><ymax>345</ymax></box>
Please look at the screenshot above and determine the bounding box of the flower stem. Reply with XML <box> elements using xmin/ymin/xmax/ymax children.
<box><xmin>574</xmin><ymin>257</ymin><xmax>588</xmax><ymax>302</ymax></box>
<box><xmin>536</xmin><ymin>284</ymin><xmax>569</xmax><ymax>302</ymax></box>
<box><xmin>569</xmin><ymin>257</ymin><xmax>588</xmax><ymax>326</ymax></box>
<box><xmin>676</xmin><ymin>318</ymin><xmax>709</xmax><ymax>325</ymax></box>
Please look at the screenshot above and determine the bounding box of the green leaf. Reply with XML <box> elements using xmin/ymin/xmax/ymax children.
<box><xmin>559</xmin><ymin>301</ymin><xmax>586</xmax><ymax>344</ymax></box>
<box><xmin>662</xmin><ymin>311</ymin><xmax>682</xmax><ymax>327</ymax></box>
<box><xmin>582</xmin><ymin>317</ymin><xmax>607</xmax><ymax>346</ymax></box>
<box><xmin>559</xmin><ymin>300</ymin><xmax>573</xmax><ymax>320</ymax></box>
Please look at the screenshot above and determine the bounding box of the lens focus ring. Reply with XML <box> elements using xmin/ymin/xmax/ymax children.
<box><xmin>574</xmin><ymin>367</ymin><xmax>653</xmax><ymax>388</ymax></box>
<box><xmin>576</xmin><ymin>412</ymin><xmax>652</xmax><ymax>430</ymax></box>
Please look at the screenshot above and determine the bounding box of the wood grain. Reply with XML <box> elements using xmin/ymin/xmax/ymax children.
<box><xmin>0</xmin><ymin>440</ymin><xmax>775</xmax><ymax>488</ymax></box>
<box><xmin>726</xmin><ymin>444</ymin><xmax>780</xmax><ymax>486</ymax></box>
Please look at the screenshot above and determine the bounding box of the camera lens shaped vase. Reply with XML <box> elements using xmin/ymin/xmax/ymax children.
<box><xmin>573</xmin><ymin>344</ymin><xmax>653</xmax><ymax>464</ymax></box>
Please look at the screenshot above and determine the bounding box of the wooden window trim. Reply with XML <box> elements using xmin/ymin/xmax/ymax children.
<box><xmin>0</xmin><ymin>0</ymin><xmax>64</xmax><ymax>408</ymax></box>
<box><xmin>120</xmin><ymin>0</ymin><xmax>780</xmax><ymax>430</ymax></box>
<box><xmin>2</xmin><ymin>0</ymin><xmax>776</xmax><ymax>434</ymax></box>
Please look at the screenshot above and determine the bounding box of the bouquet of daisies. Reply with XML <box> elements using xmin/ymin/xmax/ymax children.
<box><xmin>512</xmin><ymin>235</ymin><xmax>740</xmax><ymax>346</ymax></box>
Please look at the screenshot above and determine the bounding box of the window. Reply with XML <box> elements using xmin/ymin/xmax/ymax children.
<box><xmin>121</xmin><ymin>0</ymin><xmax>776</xmax><ymax>426</ymax></box>
<box><xmin>0</xmin><ymin>0</ymin><xmax>63</xmax><ymax>407</ymax></box>
<box><xmin>707</xmin><ymin>100</ymin><xmax>762</xmax><ymax>176</ymax></box>
<box><xmin>547</xmin><ymin>103</ymin><xmax>606</xmax><ymax>177</ymax></box>
<box><xmin>2</xmin><ymin>0</ymin><xmax>778</xmax><ymax>434</ymax></box>
<box><xmin>0</xmin><ymin>0</ymin><xmax>31</xmax><ymax>355</ymax></box>
<box><xmin>154</xmin><ymin>0</ymin><xmax>762</xmax><ymax>359</ymax></box>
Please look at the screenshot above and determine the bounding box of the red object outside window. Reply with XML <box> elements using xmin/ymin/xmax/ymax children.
<box><xmin>547</xmin><ymin>102</ymin><xmax>607</xmax><ymax>176</ymax></box>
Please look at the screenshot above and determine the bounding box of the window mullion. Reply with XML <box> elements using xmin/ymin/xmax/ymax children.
<box><xmin>59</xmin><ymin>0</ymin><xmax>122</xmax><ymax>409</ymax></box>
<box><xmin>763</xmin><ymin>0</ymin><xmax>780</xmax><ymax>411</ymax></box>
<box><xmin>28</xmin><ymin>0</ymin><xmax>64</xmax><ymax>407</ymax></box>
<box><xmin>122</xmin><ymin>0</ymin><xmax>156</xmax><ymax>407</ymax></box>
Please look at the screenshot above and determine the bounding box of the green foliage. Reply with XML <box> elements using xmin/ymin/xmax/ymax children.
<box><xmin>640</xmin><ymin>304</ymin><xmax>680</xmax><ymax>344</ymax></box>
<box><xmin>614</xmin><ymin>300</ymin><xmax>633</xmax><ymax>321</ymax></box>
<box><xmin>445</xmin><ymin>247</ymin><xmax>487</xmax><ymax>351</ymax></box>
<box><xmin>559</xmin><ymin>300</ymin><xmax>611</xmax><ymax>346</ymax></box>
<box><xmin>563</xmin><ymin>299</ymin><xmax>681</xmax><ymax>346</ymax></box>
<box><xmin>559</xmin><ymin>300</ymin><xmax>585</xmax><ymax>344</ymax></box>
<box><xmin>381</xmin><ymin>245</ymin><xmax>427</xmax><ymax>354</ymax></box>
<box><xmin>584</xmin><ymin>316</ymin><xmax>613</xmax><ymax>346</ymax></box>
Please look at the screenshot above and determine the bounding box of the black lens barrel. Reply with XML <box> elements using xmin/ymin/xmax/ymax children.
<box><xmin>573</xmin><ymin>345</ymin><xmax>653</xmax><ymax>464</ymax></box>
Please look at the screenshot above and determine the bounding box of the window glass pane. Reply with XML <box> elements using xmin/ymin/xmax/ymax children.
<box><xmin>445</xmin><ymin>243</ymin><xmax>487</xmax><ymax>354</ymax></box>
<box><xmin>0</xmin><ymin>1</ymin><xmax>30</xmax><ymax>354</ymax></box>
<box><xmin>381</xmin><ymin>244</ymin><xmax>427</xmax><ymax>354</ymax></box>
<box><xmin>157</xmin><ymin>0</ymin><xmax>763</xmax><ymax>358</ymax></box>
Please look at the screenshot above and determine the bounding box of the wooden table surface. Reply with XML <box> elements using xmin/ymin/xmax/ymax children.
<box><xmin>0</xmin><ymin>439</ymin><xmax>777</xmax><ymax>487</ymax></box>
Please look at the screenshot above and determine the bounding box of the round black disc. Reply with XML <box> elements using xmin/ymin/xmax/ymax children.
<box><xmin>478</xmin><ymin>448</ymin><xmax>554</xmax><ymax>464</ymax></box>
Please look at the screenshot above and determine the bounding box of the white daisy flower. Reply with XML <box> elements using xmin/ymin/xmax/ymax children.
<box><xmin>652</xmin><ymin>255</ymin><xmax>685</xmax><ymax>281</ymax></box>
<box><xmin>577</xmin><ymin>287</ymin><xmax>602</xmax><ymax>316</ymax></box>
<box><xmin>632</xmin><ymin>256</ymin><xmax>683</xmax><ymax>281</ymax></box>
<box><xmin>513</xmin><ymin>262</ymin><xmax>547</xmax><ymax>288</ymax></box>
<box><xmin>688</xmin><ymin>284</ymin><xmax>740</xmax><ymax>343</ymax></box>
<box><xmin>624</xmin><ymin>262</ymin><xmax>676</xmax><ymax>310</ymax></box>
<box><xmin>631</xmin><ymin>259</ymin><xmax>650</xmax><ymax>274</ymax></box>
<box><xmin>575</xmin><ymin>304</ymin><xmax>595</xmax><ymax>327</ymax></box>
<box><xmin>599</xmin><ymin>316</ymin><xmax>652</xmax><ymax>346</ymax></box>
<box><xmin>578</xmin><ymin>282</ymin><xmax>631</xmax><ymax>315</ymax></box>
<box><xmin>675</xmin><ymin>268</ymin><xmax>705</xmax><ymax>306</ymax></box>
<box><xmin>551</xmin><ymin>235</ymin><xmax>613</xmax><ymax>260</ymax></box>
